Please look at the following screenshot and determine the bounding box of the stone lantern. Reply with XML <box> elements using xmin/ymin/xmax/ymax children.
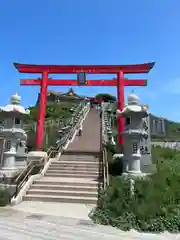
<box><xmin>116</xmin><ymin>92</ymin><xmax>149</xmax><ymax>177</ymax></box>
<box><xmin>0</xmin><ymin>93</ymin><xmax>30</xmax><ymax>179</ymax></box>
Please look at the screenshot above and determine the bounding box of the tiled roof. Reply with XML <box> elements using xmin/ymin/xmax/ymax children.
<box><xmin>47</xmin><ymin>88</ymin><xmax>85</xmax><ymax>98</ymax></box>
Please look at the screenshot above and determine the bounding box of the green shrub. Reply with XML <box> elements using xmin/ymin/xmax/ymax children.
<box><xmin>108</xmin><ymin>158</ymin><xmax>123</xmax><ymax>176</ymax></box>
<box><xmin>106</xmin><ymin>143</ymin><xmax>123</xmax><ymax>176</ymax></box>
<box><xmin>0</xmin><ymin>189</ymin><xmax>11</xmax><ymax>206</ymax></box>
<box><xmin>31</xmin><ymin>165</ymin><xmax>43</xmax><ymax>175</ymax></box>
<box><xmin>90</xmin><ymin>147</ymin><xmax>180</xmax><ymax>232</ymax></box>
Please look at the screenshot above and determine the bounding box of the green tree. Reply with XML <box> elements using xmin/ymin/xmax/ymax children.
<box><xmin>95</xmin><ymin>93</ymin><xmax>116</xmax><ymax>102</ymax></box>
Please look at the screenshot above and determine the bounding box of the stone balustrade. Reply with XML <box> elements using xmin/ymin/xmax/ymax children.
<box><xmin>152</xmin><ymin>141</ymin><xmax>180</xmax><ymax>150</ymax></box>
<box><xmin>55</xmin><ymin>101</ymin><xmax>90</xmax><ymax>148</ymax></box>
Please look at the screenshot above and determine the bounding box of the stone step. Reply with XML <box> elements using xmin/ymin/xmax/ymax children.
<box><xmin>34</xmin><ymin>180</ymin><xmax>98</xmax><ymax>187</ymax></box>
<box><xmin>57</xmin><ymin>158</ymin><xmax>99</xmax><ymax>162</ymax></box>
<box><xmin>27</xmin><ymin>189</ymin><xmax>98</xmax><ymax>198</ymax></box>
<box><xmin>47</xmin><ymin>169</ymin><xmax>99</xmax><ymax>174</ymax></box>
<box><xmin>50</xmin><ymin>161</ymin><xmax>99</xmax><ymax>166</ymax></box>
<box><xmin>61</xmin><ymin>154</ymin><xmax>99</xmax><ymax>157</ymax></box>
<box><xmin>31</xmin><ymin>184</ymin><xmax>98</xmax><ymax>192</ymax></box>
<box><xmin>61</xmin><ymin>154</ymin><xmax>99</xmax><ymax>159</ymax></box>
<box><xmin>51</xmin><ymin>161</ymin><xmax>99</xmax><ymax>166</ymax></box>
<box><xmin>60</xmin><ymin>157</ymin><xmax>98</xmax><ymax>161</ymax></box>
<box><xmin>45</xmin><ymin>173</ymin><xmax>99</xmax><ymax>178</ymax></box>
<box><xmin>63</xmin><ymin>151</ymin><xmax>100</xmax><ymax>157</ymax></box>
<box><xmin>48</xmin><ymin>166</ymin><xmax>99</xmax><ymax>171</ymax></box>
<box><xmin>23</xmin><ymin>194</ymin><xmax>98</xmax><ymax>204</ymax></box>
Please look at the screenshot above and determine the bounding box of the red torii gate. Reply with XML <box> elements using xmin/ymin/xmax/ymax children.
<box><xmin>14</xmin><ymin>62</ymin><xmax>155</xmax><ymax>150</ymax></box>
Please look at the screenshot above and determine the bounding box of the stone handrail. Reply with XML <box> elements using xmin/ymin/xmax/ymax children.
<box><xmin>56</xmin><ymin>100</ymin><xmax>89</xmax><ymax>149</ymax></box>
<box><xmin>152</xmin><ymin>141</ymin><xmax>180</xmax><ymax>150</ymax></box>
<box><xmin>101</xmin><ymin>102</ymin><xmax>111</xmax><ymax>143</ymax></box>
<box><xmin>11</xmin><ymin>146</ymin><xmax>60</xmax><ymax>205</ymax></box>
<box><xmin>13</xmin><ymin>146</ymin><xmax>58</xmax><ymax>197</ymax></box>
<box><xmin>100</xmin><ymin>103</ymin><xmax>110</xmax><ymax>189</ymax></box>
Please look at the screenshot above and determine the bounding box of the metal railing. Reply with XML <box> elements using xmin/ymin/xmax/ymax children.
<box><xmin>100</xmin><ymin>103</ymin><xmax>110</xmax><ymax>189</ymax></box>
<box><xmin>0</xmin><ymin>137</ymin><xmax>5</xmax><ymax>166</ymax></box>
<box><xmin>101</xmin><ymin>142</ymin><xmax>109</xmax><ymax>189</ymax></box>
<box><xmin>13</xmin><ymin>146</ymin><xmax>59</xmax><ymax>197</ymax></box>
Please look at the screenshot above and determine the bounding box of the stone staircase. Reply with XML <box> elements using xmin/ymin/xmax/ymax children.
<box><xmin>23</xmin><ymin>108</ymin><xmax>102</xmax><ymax>204</ymax></box>
<box><xmin>24</xmin><ymin>155</ymin><xmax>100</xmax><ymax>204</ymax></box>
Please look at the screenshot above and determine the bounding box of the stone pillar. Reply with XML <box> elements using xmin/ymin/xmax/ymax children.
<box><xmin>3</xmin><ymin>138</ymin><xmax>16</xmax><ymax>168</ymax></box>
<box><xmin>152</xmin><ymin>119</ymin><xmax>156</xmax><ymax>135</ymax></box>
<box><xmin>161</xmin><ymin>118</ymin><xmax>165</xmax><ymax>134</ymax></box>
<box><xmin>127</xmin><ymin>140</ymin><xmax>141</xmax><ymax>175</ymax></box>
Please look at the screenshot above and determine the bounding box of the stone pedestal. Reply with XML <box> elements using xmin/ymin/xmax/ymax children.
<box><xmin>15</xmin><ymin>154</ymin><xmax>28</xmax><ymax>169</ymax></box>
<box><xmin>27</xmin><ymin>151</ymin><xmax>48</xmax><ymax>164</ymax></box>
<box><xmin>128</xmin><ymin>153</ymin><xmax>141</xmax><ymax>174</ymax></box>
<box><xmin>122</xmin><ymin>171</ymin><xmax>148</xmax><ymax>180</ymax></box>
<box><xmin>0</xmin><ymin>140</ymin><xmax>28</xmax><ymax>179</ymax></box>
<box><xmin>3</xmin><ymin>151</ymin><xmax>16</xmax><ymax>168</ymax></box>
<box><xmin>0</xmin><ymin>151</ymin><xmax>19</xmax><ymax>178</ymax></box>
<box><xmin>0</xmin><ymin>150</ymin><xmax>27</xmax><ymax>179</ymax></box>
<box><xmin>112</xmin><ymin>153</ymin><xmax>123</xmax><ymax>160</ymax></box>
<box><xmin>0</xmin><ymin>168</ymin><xmax>19</xmax><ymax>179</ymax></box>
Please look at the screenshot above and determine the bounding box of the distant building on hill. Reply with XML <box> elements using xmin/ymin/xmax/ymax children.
<box><xmin>36</xmin><ymin>88</ymin><xmax>88</xmax><ymax>105</ymax></box>
<box><xmin>150</xmin><ymin>114</ymin><xmax>167</xmax><ymax>137</ymax></box>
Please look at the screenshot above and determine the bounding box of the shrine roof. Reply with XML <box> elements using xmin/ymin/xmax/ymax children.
<box><xmin>14</xmin><ymin>62</ymin><xmax>155</xmax><ymax>74</ymax></box>
<box><xmin>47</xmin><ymin>90</ymin><xmax>62</xmax><ymax>95</ymax></box>
<box><xmin>47</xmin><ymin>88</ymin><xmax>85</xmax><ymax>98</ymax></box>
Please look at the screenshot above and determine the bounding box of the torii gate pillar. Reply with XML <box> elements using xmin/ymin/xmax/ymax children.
<box><xmin>117</xmin><ymin>71</ymin><xmax>125</xmax><ymax>146</ymax></box>
<box><xmin>36</xmin><ymin>71</ymin><xmax>48</xmax><ymax>150</ymax></box>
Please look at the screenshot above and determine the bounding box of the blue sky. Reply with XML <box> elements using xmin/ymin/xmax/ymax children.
<box><xmin>0</xmin><ymin>0</ymin><xmax>180</xmax><ymax>121</ymax></box>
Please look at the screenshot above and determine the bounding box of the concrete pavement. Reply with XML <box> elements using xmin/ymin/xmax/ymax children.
<box><xmin>10</xmin><ymin>201</ymin><xmax>95</xmax><ymax>220</ymax></box>
<box><xmin>0</xmin><ymin>207</ymin><xmax>180</xmax><ymax>239</ymax></box>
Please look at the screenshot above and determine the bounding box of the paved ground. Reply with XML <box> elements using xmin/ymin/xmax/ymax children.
<box><xmin>1</xmin><ymin>207</ymin><xmax>180</xmax><ymax>239</ymax></box>
<box><xmin>11</xmin><ymin>201</ymin><xmax>95</xmax><ymax>220</ymax></box>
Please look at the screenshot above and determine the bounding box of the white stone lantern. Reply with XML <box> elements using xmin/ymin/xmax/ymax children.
<box><xmin>116</xmin><ymin>92</ymin><xmax>149</xmax><ymax>178</ymax></box>
<box><xmin>0</xmin><ymin>93</ymin><xmax>30</xmax><ymax>178</ymax></box>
